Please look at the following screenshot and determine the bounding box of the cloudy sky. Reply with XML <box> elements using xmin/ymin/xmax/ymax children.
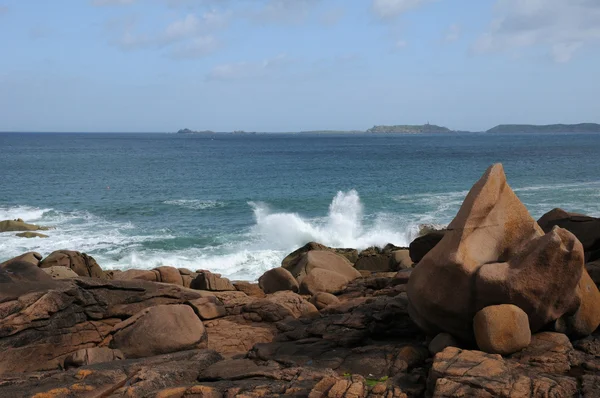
<box><xmin>1</xmin><ymin>0</ymin><xmax>599</xmax><ymax>132</ymax></box>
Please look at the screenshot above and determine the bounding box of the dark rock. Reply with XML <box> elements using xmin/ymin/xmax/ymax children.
<box><xmin>408</xmin><ymin>230</ymin><xmax>445</xmax><ymax>264</ymax></box>
<box><xmin>538</xmin><ymin>208</ymin><xmax>600</xmax><ymax>262</ymax></box>
<box><xmin>15</xmin><ymin>232</ymin><xmax>48</xmax><ymax>238</ymax></box>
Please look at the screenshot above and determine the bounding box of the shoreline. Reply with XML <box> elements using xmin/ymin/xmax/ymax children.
<box><xmin>1</xmin><ymin>164</ymin><xmax>600</xmax><ymax>396</ymax></box>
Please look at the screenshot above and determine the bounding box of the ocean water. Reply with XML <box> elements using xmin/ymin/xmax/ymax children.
<box><xmin>1</xmin><ymin>132</ymin><xmax>600</xmax><ymax>280</ymax></box>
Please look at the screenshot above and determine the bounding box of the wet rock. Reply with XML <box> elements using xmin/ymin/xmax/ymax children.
<box><xmin>473</xmin><ymin>304</ymin><xmax>531</xmax><ymax>355</ymax></box>
<box><xmin>0</xmin><ymin>219</ymin><xmax>50</xmax><ymax>232</ymax></box>
<box><xmin>258</xmin><ymin>267</ymin><xmax>299</xmax><ymax>294</ymax></box>
<box><xmin>15</xmin><ymin>231</ymin><xmax>48</xmax><ymax>238</ymax></box>
<box><xmin>39</xmin><ymin>250</ymin><xmax>106</xmax><ymax>279</ymax></box>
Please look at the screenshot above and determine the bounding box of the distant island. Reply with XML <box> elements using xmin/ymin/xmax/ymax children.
<box><xmin>486</xmin><ymin>123</ymin><xmax>600</xmax><ymax>134</ymax></box>
<box><xmin>175</xmin><ymin>122</ymin><xmax>600</xmax><ymax>135</ymax></box>
<box><xmin>366</xmin><ymin>124</ymin><xmax>453</xmax><ymax>134</ymax></box>
<box><xmin>177</xmin><ymin>128</ymin><xmax>215</xmax><ymax>135</ymax></box>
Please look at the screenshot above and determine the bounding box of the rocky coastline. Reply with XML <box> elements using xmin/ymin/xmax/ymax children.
<box><xmin>1</xmin><ymin>163</ymin><xmax>600</xmax><ymax>397</ymax></box>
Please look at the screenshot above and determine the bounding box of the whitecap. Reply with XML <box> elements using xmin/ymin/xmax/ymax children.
<box><xmin>163</xmin><ymin>199</ymin><xmax>225</xmax><ymax>210</ymax></box>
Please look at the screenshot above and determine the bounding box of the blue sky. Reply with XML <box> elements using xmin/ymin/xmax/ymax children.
<box><xmin>1</xmin><ymin>0</ymin><xmax>599</xmax><ymax>132</ymax></box>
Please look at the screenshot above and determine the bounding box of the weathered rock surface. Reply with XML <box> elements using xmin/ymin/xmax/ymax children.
<box><xmin>39</xmin><ymin>249</ymin><xmax>106</xmax><ymax>279</ymax></box>
<box><xmin>42</xmin><ymin>265</ymin><xmax>79</xmax><ymax>279</ymax></box>
<box><xmin>407</xmin><ymin>163</ymin><xmax>600</xmax><ymax>341</ymax></box>
<box><xmin>299</xmin><ymin>267</ymin><xmax>351</xmax><ymax>295</ymax></box>
<box><xmin>291</xmin><ymin>250</ymin><xmax>361</xmax><ymax>282</ymax></box>
<box><xmin>112</xmin><ymin>268</ymin><xmax>159</xmax><ymax>282</ymax></box>
<box><xmin>258</xmin><ymin>267</ymin><xmax>299</xmax><ymax>294</ymax></box>
<box><xmin>538</xmin><ymin>208</ymin><xmax>600</xmax><ymax>262</ymax></box>
<box><xmin>281</xmin><ymin>241</ymin><xmax>359</xmax><ymax>272</ymax></box>
<box><xmin>0</xmin><ymin>251</ymin><xmax>42</xmax><ymax>268</ymax></box>
<box><xmin>428</xmin><ymin>333</ymin><xmax>459</xmax><ymax>356</ymax></box>
<box><xmin>473</xmin><ymin>304</ymin><xmax>531</xmax><ymax>355</ymax></box>
<box><xmin>0</xmin><ymin>277</ymin><xmax>203</xmax><ymax>374</ymax></box>
<box><xmin>108</xmin><ymin>304</ymin><xmax>207</xmax><ymax>358</ymax></box>
<box><xmin>190</xmin><ymin>270</ymin><xmax>235</xmax><ymax>291</ymax></box>
<box><xmin>429</xmin><ymin>346</ymin><xmax>578</xmax><ymax>397</ymax></box>
<box><xmin>310</xmin><ymin>291</ymin><xmax>340</xmax><ymax>310</ymax></box>
<box><xmin>0</xmin><ymin>219</ymin><xmax>50</xmax><ymax>232</ymax></box>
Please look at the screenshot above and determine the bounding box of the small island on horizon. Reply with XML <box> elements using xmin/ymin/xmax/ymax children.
<box><xmin>176</xmin><ymin>122</ymin><xmax>600</xmax><ymax>135</ymax></box>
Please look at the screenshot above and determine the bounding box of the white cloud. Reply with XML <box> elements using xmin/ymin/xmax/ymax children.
<box><xmin>170</xmin><ymin>35</ymin><xmax>218</xmax><ymax>59</ymax></box>
<box><xmin>207</xmin><ymin>54</ymin><xmax>289</xmax><ymax>81</ymax></box>
<box><xmin>473</xmin><ymin>0</ymin><xmax>600</xmax><ymax>62</ymax></box>
<box><xmin>372</xmin><ymin>0</ymin><xmax>435</xmax><ymax>20</ymax></box>
<box><xmin>114</xmin><ymin>11</ymin><xmax>226</xmax><ymax>58</ymax></box>
<box><xmin>92</xmin><ymin>0</ymin><xmax>135</xmax><ymax>6</ymax></box>
<box><xmin>251</xmin><ymin>0</ymin><xmax>321</xmax><ymax>25</ymax></box>
<box><xmin>444</xmin><ymin>24</ymin><xmax>460</xmax><ymax>43</ymax></box>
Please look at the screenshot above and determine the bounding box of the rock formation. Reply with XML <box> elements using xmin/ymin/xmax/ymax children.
<box><xmin>407</xmin><ymin>163</ymin><xmax>600</xmax><ymax>347</ymax></box>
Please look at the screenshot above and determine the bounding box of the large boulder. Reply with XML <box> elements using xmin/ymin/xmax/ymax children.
<box><xmin>258</xmin><ymin>267</ymin><xmax>299</xmax><ymax>294</ymax></box>
<box><xmin>0</xmin><ymin>219</ymin><xmax>50</xmax><ymax>232</ymax></box>
<box><xmin>0</xmin><ymin>260</ymin><xmax>53</xmax><ymax>283</ymax></box>
<box><xmin>109</xmin><ymin>304</ymin><xmax>207</xmax><ymax>358</ymax></box>
<box><xmin>407</xmin><ymin>164</ymin><xmax>600</xmax><ymax>341</ymax></box>
<box><xmin>538</xmin><ymin>208</ymin><xmax>600</xmax><ymax>262</ymax></box>
<box><xmin>290</xmin><ymin>250</ymin><xmax>361</xmax><ymax>282</ymax></box>
<box><xmin>473</xmin><ymin>304</ymin><xmax>531</xmax><ymax>355</ymax></box>
<box><xmin>39</xmin><ymin>250</ymin><xmax>106</xmax><ymax>279</ymax></box>
<box><xmin>0</xmin><ymin>252</ymin><xmax>42</xmax><ymax>268</ymax></box>
<box><xmin>354</xmin><ymin>246</ymin><xmax>393</xmax><ymax>272</ymax></box>
<box><xmin>42</xmin><ymin>266</ymin><xmax>79</xmax><ymax>279</ymax></box>
<box><xmin>408</xmin><ymin>230</ymin><xmax>446</xmax><ymax>264</ymax></box>
<box><xmin>299</xmin><ymin>268</ymin><xmax>351</xmax><ymax>295</ymax></box>
<box><xmin>281</xmin><ymin>242</ymin><xmax>359</xmax><ymax>271</ymax></box>
<box><xmin>112</xmin><ymin>268</ymin><xmax>159</xmax><ymax>282</ymax></box>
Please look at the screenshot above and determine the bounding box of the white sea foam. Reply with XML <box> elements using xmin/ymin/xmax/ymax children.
<box><xmin>2</xmin><ymin>183</ymin><xmax>599</xmax><ymax>281</ymax></box>
<box><xmin>163</xmin><ymin>199</ymin><xmax>225</xmax><ymax>210</ymax></box>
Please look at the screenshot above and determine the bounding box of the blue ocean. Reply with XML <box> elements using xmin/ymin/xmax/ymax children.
<box><xmin>1</xmin><ymin>132</ymin><xmax>599</xmax><ymax>280</ymax></box>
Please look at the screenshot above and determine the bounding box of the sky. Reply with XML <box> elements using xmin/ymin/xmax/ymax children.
<box><xmin>0</xmin><ymin>0</ymin><xmax>599</xmax><ymax>133</ymax></box>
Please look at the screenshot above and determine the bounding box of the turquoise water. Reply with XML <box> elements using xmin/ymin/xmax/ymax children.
<box><xmin>1</xmin><ymin>132</ymin><xmax>599</xmax><ymax>280</ymax></box>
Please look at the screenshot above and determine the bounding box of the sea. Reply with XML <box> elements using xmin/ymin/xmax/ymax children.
<box><xmin>1</xmin><ymin>132</ymin><xmax>600</xmax><ymax>281</ymax></box>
